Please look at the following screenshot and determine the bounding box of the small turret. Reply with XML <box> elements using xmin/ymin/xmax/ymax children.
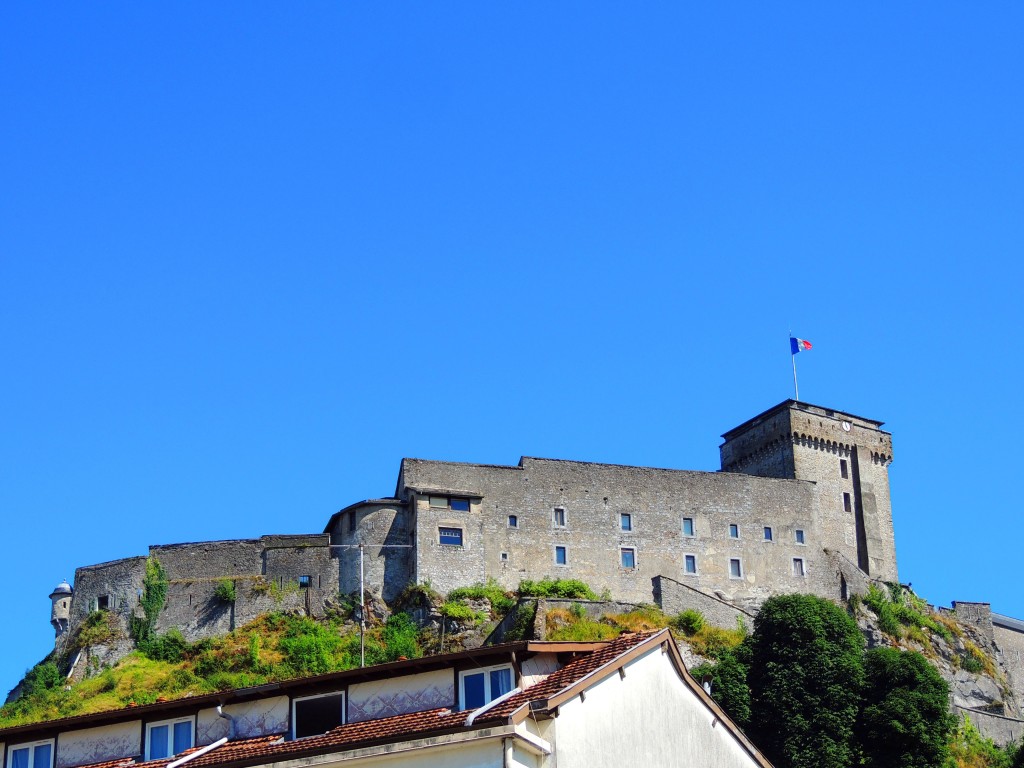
<box><xmin>49</xmin><ymin>580</ymin><xmax>73</xmax><ymax>639</ymax></box>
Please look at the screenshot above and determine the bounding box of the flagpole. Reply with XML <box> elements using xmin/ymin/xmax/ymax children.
<box><xmin>792</xmin><ymin>351</ymin><xmax>799</xmax><ymax>401</ymax></box>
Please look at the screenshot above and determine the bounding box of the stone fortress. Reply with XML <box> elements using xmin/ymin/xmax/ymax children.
<box><xmin>47</xmin><ymin>399</ymin><xmax>1024</xmax><ymax>739</ymax></box>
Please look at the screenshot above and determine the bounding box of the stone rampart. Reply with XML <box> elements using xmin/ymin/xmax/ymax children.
<box><xmin>652</xmin><ymin>575</ymin><xmax>754</xmax><ymax>629</ymax></box>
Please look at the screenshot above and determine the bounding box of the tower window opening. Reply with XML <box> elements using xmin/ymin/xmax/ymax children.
<box><xmin>840</xmin><ymin>459</ymin><xmax>849</xmax><ymax>479</ymax></box>
<box><xmin>843</xmin><ymin>492</ymin><xmax>852</xmax><ymax>512</ymax></box>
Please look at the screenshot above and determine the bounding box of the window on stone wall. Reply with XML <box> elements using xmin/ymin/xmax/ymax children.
<box><xmin>840</xmin><ymin>459</ymin><xmax>849</xmax><ymax>479</ymax></box>
<box><xmin>96</xmin><ymin>595</ymin><xmax>110</xmax><ymax>611</ymax></box>
<box><xmin>729</xmin><ymin>558</ymin><xmax>743</xmax><ymax>578</ymax></box>
<box><xmin>429</xmin><ymin>496</ymin><xmax>447</xmax><ymax>508</ymax></box>
<box><xmin>449</xmin><ymin>498</ymin><xmax>470</xmax><ymax>512</ymax></box>
<box><xmin>843</xmin><ymin>492</ymin><xmax>852</xmax><ymax>512</ymax></box>
<box><xmin>729</xmin><ymin>524</ymin><xmax>739</xmax><ymax>539</ymax></box>
<box><xmin>555</xmin><ymin>546</ymin><xmax>567</xmax><ymax>565</ymax></box>
<box><xmin>553</xmin><ymin>508</ymin><xmax>566</xmax><ymax>527</ymax></box>
<box><xmin>298</xmin><ymin>575</ymin><xmax>311</xmax><ymax>589</ymax></box>
<box><xmin>348</xmin><ymin>511</ymin><xmax>356</xmax><ymax>533</ymax></box>
<box><xmin>293</xmin><ymin>692</ymin><xmax>345</xmax><ymax>739</ymax></box>
<box><xmin>429</xmin><ymin>496</ymin><xmax>471</xmax><ymax>511</ymax></box>
<box><xmin>682</xmin><ymin>517</ymin><xmax>695</xmax><ymax>537</ymax></box>
<box><xmin>620</xmin><ymin>548</ymin><xmax>636</xmax><ymax>569</ymax></box>
<box><xmin>620</xmin><ymin>513</ymin><xmax>632</xmax><ymax>531</ymax></box>
<box><xmin>439</xmin><ymin>527</ymin><xmax>463</xmax><ymax>546</ymax></box>
<box><xmin>507</xmin><ymin>514</ymin><xmax>518</xmax><ymax>528</ymax></box>
<box><xmin>501</xmin><ymin>552</ymin><xmax>508</xmax><ymax>561</ymax></box>
<box><xmin>763</xmin><ymin>526</ymin><xmax>773</xmax><ymax>542</ymax></box>
<box><xmin>793</xmin><ymin>558</ymin><xmax>806</xmax><ymax>577</ymax></box>
<box><xmin>146</xmin><ymin>717</ymin><xmax>194</xmax><ymax>760</ymax></box>
<box><xmin>684</xmin><ymin>555</ymin><xmax>697</xmax><ymax>574</ymax></box>
<box><xmin>7</xmin><ymin>740</ymin><xmax>54</xmax><ymax>768</ymax></box>
<box><xmin>795</xmin><ymin>529</ymin><xmax>805</xmax><ymax>544</ymax></box>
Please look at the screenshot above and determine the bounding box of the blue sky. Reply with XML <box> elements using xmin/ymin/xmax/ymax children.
<box><xmin>2</xmin><ymin>3</ymin><xmax>1022</xmax><ymax>695</ymax></box>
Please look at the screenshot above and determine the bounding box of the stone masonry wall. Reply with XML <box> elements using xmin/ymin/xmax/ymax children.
<box><xmin>326</xmin><ymin>501</ymin><xmax>413</xmax><ymax>603</ymax></box>
<box><xmin>401</xmin><ymin>457</ymin><xmax>827</xmax><ymax>605</ymax></box>
<box><xmin>993</xmin><ymin>618</ymin><xmax>1024</xmax><ymax>710</ymax></box>
<box><xmin>653</xmin><ymin>575</ymin><xmax>754</xmax><ymax>629</ymax></box>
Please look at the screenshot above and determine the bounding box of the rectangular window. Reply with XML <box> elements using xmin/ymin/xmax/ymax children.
<box><xmin>729</xmin><ymin>523</ymin><xmax>739</xmax><ymax>539</ymax></box>
<box><xmin>8</xmin><ymin>741</ymin><xmax>54</xmax><ymax>768</ymax></box>
<box><xmin>507</xmin><ymin>514</ymin><xmax>518</xmax><ymax>528</ymax></box>
<box><xmin>763</xmin><ymin>526</ymin><xmax>773</xmax><ymax>542</ymax></box>
<box><xmin>439</xmin><ymin>527</ymin><xmax>463</xmax><ymax>546</ymax></box>
<box><xmin>682</xmin><ymin>517</ymin><xmax>695</xmax><ymax>537</ymax></box>
<box><xmin>555</xmin><ymin>546</ymin><xmax>567</xmax><ymax>565</ymax></box>
<box><xmin>293</xmin><ymin>692</ymin><xmax>345</xmax><ymax>739</ymax></box>
<box><xmin>459</xmin><ymin>665</ymin><xmax>514</xmax><ymax>710</ymax></box>
<box><xmin>553</xmin><ymin>508</ymin><xmax>566</xmax><ymax>527</ymax></box>
<box><xmin>146</xmin><ymin>718</ymin><xmax>194</xmax><ymax>760</ymax></box>
<box><xmin>729</xmin><ymin>558</ymin><xmax>743</xmax><ymax>579</ymax></box>
<box><xmin>298</xmin><ymin>575</ymin><xmax>311</xmax><ymax>589</ymax></box>
<box><xmin>620</xmin><ymin>512</ymin><xmax>632</xmax><ymax>531</ymax></box>
<box><xmin>793</xmin><ymin>558</ymin><xmax>806</xmax><ymax>577</ymax></box>
<box><xmin>429</xmin><ymin>495</ymin><xmax>447</xmax><ymax>508</ymax></box>
<box><xmin>97</xmin><ymin>595</ymin><xmax>110</xmax><ymax>610</ymax></box>
<box><xmin>348</xmin><ymin>511</ymin><xmax>356</xmax><ymax>533</ymax></box>
<box><xmin>449</xmin><ymin>498</ymin><xmax>470</xmax><ymax>512</ymax></box>
<box><xmin>795</xmin><ymin>529</ymin><xmax>805</xmax><ymax>544</ymax></box>
<box><xmin>620</xmin><ymin>548</ymin><xmax>636</xmax><ymax>569</ymax></box>
<box><xmin>843</xmin><ymin>492</ymin><xmax>852</xmax><ymax>512</ymax></box>
<box><xmin>501</xmin><ymin>552</ymin><xmax>508</xmax><ymax>561</ymax></box>
<box><xmin>840</xmin><ymin>459</ymin><xmax>849</xmax><ymax>479</ymax></box>
<box><xmin>684</xmin><ymin>554</ymin><xmax>697</xmax><ymax>574</ymax></box>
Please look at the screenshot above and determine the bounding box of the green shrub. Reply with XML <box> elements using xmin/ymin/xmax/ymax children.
<box><xmin>503</xmin><ymin>601</ymin><xmax>537</xmax><ymax>641</ymax></box>
<box><xmin>671</xmin><ymin>609</ymin><xmax>706</xmax><ymax>636</ymax></box>
<box><xmin>382</xmin><ymin>613</ymin><xmax>422</xmax><ymax>661</ymax></box>
<box><xmin>75</xmin><ymin>610</ymin><xmax>120</xmax><ymax>648</ymax></box>
<box><xmin>517</xmin><ymin>578</ymin><xmax>598</xmax><ymax>600</ymax></box>
<box><xmin>139</xmin><ymin>629</ymin><xmax>189</xmax><ymax>663</ymax></box>
<box><xmin>21</xmin><ymin>663</ymin><xmax>62</xmax><ymax>698</ymax></box>
<box><xmin>213</xmin><ymin>580</ymin><xmax>236</xmax><ymax>603</ymax></box>
<box><xmin>570</xmin><ymin>603</ymin><xmax>587</xmax><ymax>619</ymax></box>
<box><xmin>447</xmin><ymin>579</ymin><xmax>516</xmax><ymax>615</ymax></box>
<box><xmin>547</xmin><ymin>618</ymin><xmax>619</xmax><ymax>641</ymax></box>
<box><xmin>438</xmin><ymin>601</ymin><xmax>486</xmax><ymax>623</ymax></box>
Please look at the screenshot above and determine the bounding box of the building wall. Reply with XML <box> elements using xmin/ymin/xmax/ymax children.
<box><xmin>401</xmin><ymin>457</ymin><xmax>824</xmax><ymax>606</ymax></box>
<box><xmin>553</xmin><ymin>645</ymin><xmax>764</xmax><ymax>768</ymax></box>
<box><xmin>55</xmin><ymin>720</ymin><xmax>141</xmax><ymax>768</ymax></box>
<box><xmin>325</xmin><ymin>501</ymin><xmax>413</xmax><ymax>604</ymax></box>
<box><xmin>348</xmin><ymin>669</ymin><xmax>453</xmax><ymax>723</ymax></box>
<box><xmin>196</xmin><ymin>696</ymin><xmax>290</xmax><ymax>744</ymax></box>
<box><xmin>994</xmin><ymin>621</ymin><xmax>1024</xmax><ymax>709</ymax></box>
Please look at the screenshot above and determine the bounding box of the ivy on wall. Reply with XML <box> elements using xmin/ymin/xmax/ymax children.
<box><xmin>130</xmin><ymin>557</ymin><xmax>168</xmax><ymax>644</ymax></box>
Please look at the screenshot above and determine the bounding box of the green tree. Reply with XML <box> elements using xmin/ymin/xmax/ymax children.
<box><xmin>858</xmin><ymin>647</ymin><xmax>954</xmax><ymax>768</ymax></box>
<box><xmin>747</xmin><ymin>594</ymin><xmax>865</xmax><ymax>768</ymax></box>
<box><xmin>692</xmin><ymin>638</ymin><xmax>753</xmax><ymax>728</ymax></box>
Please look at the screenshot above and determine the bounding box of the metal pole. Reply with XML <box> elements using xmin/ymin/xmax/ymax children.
<box><xmin>359</xmin><ymin>543</ymin><xmax>365</xmax><ymax>667</ymax></box>
<box><xmin>792</xmin><ymin>353</ymin><xmax>799</xmax><ymax>401</ymax></box>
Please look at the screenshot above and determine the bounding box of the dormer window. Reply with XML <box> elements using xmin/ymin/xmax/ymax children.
<box><xmin>293</xmin><ymin>691</ymin><xmax>345</xmax><ymax>739</ymax></box>
<box><xmin>146</xmin><ymin>717</ymin><xmax>194</xmax><ymax>760</ymax></box>
<box><xmin>8</xmin><ymin>740</ymin><xmax>53</xmax><ymax>768</ymax></box>
<box><xmin>459</xmin><ymin>664</ymin><xmax>514</xmax><ymax>710</ymax></box>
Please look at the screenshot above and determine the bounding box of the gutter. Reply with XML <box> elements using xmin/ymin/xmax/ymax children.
<box><xmin>167</xmin><ymin>738</ymin><xmax>228</xmax><ymax>768</ymax></box>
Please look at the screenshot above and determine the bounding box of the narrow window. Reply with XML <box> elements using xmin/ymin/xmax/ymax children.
<box><xmin>620</xmin><ymin>512</ymin><xmax>632</xmax><ymax>531</ymax></box>
<box><xmin>348</xmin><ymin>511</ymin><xmax>356</xmax><ymax>533</ymax></box>
<box><xmin>729</xmin><ymin>524</ymin><xmax>739</xmax><ymax>539</ymax></box>
<box><xmin>793</xmin><ymin>558</ymin><xmax>806</xmax><ymax>577</ymax></box>
<box><xmin>620</xmin><ymin>548</ymin><xmax>636</xmax><ymax>569</ymax></box>
<box><xmin>97</xmin><ymin>595</ymin><xmax>109</xmax><ymax>611</ymax></box>
<box><xmin>682</xmin><ymin>517</ymin><xmax>695</xmax><ymax>537</ymax></box>
<box><xmin>684</xmin><ymin>555</ymin><xmax>697</xmax><ymax>574</ymax></box>
<box><xmin>763</xmin><ymin>526</ymin><xmax>773</xmax><ymax>542</ymax></box>
<box><xmin>501</xmin><ymin>552</ymin><xmax>508</xmax><ymax>561</ymax></box>
<box><xmin>555</xmin><ymin>546</ymin><xmax>567</xmax><ymax>565</ymax></box>
<box><xmin>429</xmin><ymin>495</ymin><xmax>448</xmax><ymax>508</ymax></box>
<box><xmin>507</xmin><ymin>514</ymin><xmax>518</xmax><ymax>528</ymax></box>
<box><xmin>729</xmin><ymin>558</ymin><xmax>743</xmax><ymax>578</ymax></box>
<box><xmin>840</xmin><ymin>459</ymin><xmax>849</xmax><ymax>479</ymax></box>
<box><xmin>7</xmin><ymin>741</ymin><xmax>54</xmax><ymax>768</ymax></box>
<box><xmin>293</xmin><ymin>692</ymin><xmax>345</xmax><ymax>739</ymax></box>
<box><xmin>298</xmin><ymin>575</ymin><xmax>311</xmax><ymax>589</ymax></box>
<box><xmin>459</xmin><ymin>665</ymin><xmax>514</xmax><ymax>710</ymax></box>
<box><xmin>843</xmin><ymin>492</ymin><xmax>852</xmax><ymax>512</ymax></box>
<box><xmin>795</xmin><ymin>529</ymin><xmax>805</xmax><ymax>544</ymax></box>
<box><xmin>553</xmin><ymin>507</ymin><xmax>566</xmax><ymax>527</ymax></box>
<box><xmin>146</xmin><ymin>718</ymin><xmax>194</xmax><ymax>760</ymax></box>
<box><xmin>439</xmin><ymin>527</ymin><xmax>463</xmax><ymax>546</ymax></box>
<box><xmin>449</xmin><ymin>498</ymin><xmax>470</xmax><ymax>512</ymax></box>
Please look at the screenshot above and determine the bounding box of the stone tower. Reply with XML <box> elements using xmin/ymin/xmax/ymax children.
<box><xmin>719</xmin><ymin>400</ymin><xmax>897</xmax><ymax>581</ymax></box>
<box><xmin>49</xmin><ymin>580</ymin><xmax>73</xmax><ymax>639</ymax></box>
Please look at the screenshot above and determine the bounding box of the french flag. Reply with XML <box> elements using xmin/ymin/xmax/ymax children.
<box><xmin>790</xmin><ymin>337</ymin><xmax>812</xmax><ymax>354</ymax></box>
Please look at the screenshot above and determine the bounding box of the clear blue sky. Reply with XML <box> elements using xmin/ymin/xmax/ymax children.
<box><xmin>2</xmin><ymin>3</ymin><xmax>1022</xmax><ymax>696</ymax></box>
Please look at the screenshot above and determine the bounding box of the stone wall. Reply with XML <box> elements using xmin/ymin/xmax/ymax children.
<box><xmin>326</xmin><ymin>500</ymin><xmax>413</xmax><ymax>603</ymax></box>
<box><xmin>993</xmin><ymin>615</ymin><xmax>1024</xmax><ymax>713</ymax></box>
<box><xmin>401</xmin><ymin>457</ymin><xmax>827</xmax><ymax>606</ymax></box>
<box><xmin>653</xmin><ymin>576</ymin><xmax>754</xmax><ymax>629</ymax></box>
<box><xmin>956</xmin><ymin>707</ymin><xmax>1024</xmax><ymax>747</ymax></box>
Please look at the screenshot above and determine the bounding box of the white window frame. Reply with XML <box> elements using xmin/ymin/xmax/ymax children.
<box><xmin>438</xmin><ymin>527</ymin><xmax>463</xmax><ymax>546</ymax></box>
<box><xmin>7</xmin><ymin>740</ymin><xmax>55</xmax><ymax>768</ymax></box>
<box><xmin>729</xmin><ymin>558</ymin><xmax>743</xmax><ymax>579</ymax></box>
<box><xmin>145</xmin><ymin>716</ymin><xmax>195</xmax><ymax>760</ymax></box>
<box><xmin>683</xmin><ymin>554</ymin><xmax>698</xmax><ymax>575</ymax></box>
<box><xmin>682</xmin><ymin>517</ymin><xmax>695</xmax><ymax>537</ymax></box>
<box><xmin>553</xmin><ymin>507</ymin><xmax>567</xmax><ymax>527</ymax></box>
<box><xmin>292</xmin><ymin>690</ymin><xmax>346</xmax><ymax>739</ymax></box>
<box><xmin>763</xmin><ymin>526</ymin><xmax>773</xmax><ymax>542</ymax></box>
<box><xmin>793</xmin><ymin>558</ymin><xmax>806</xmax><ymax>577</ymax></box>
<box><xmin>620</xmin><ymin>512</ymin><xmax>632</xmax><ymax>531</ymax></box>
<box><xmin>795</xmin><ymin>529</ymin><xmax>806</xmax><ymax>545</ymax></box>
<box><xmin>458</xmin><ymin>664</ymin><xmax>515</xmax><ymax>711</ymax></box>
<box><xmin>728</xmin><ymin>523</ymin><xmax>739</xmax><ymax>539</ymax></box>
<box><xmin>507</xmin><ymin>514</ymin><xmax>518</xmax><ymax>528</ymax></box>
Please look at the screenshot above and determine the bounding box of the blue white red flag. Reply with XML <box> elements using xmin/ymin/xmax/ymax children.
<box><xmin>790</xmin><ymin>337</ymin><xmax>812</xmax><ymax>354</ymax></box>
